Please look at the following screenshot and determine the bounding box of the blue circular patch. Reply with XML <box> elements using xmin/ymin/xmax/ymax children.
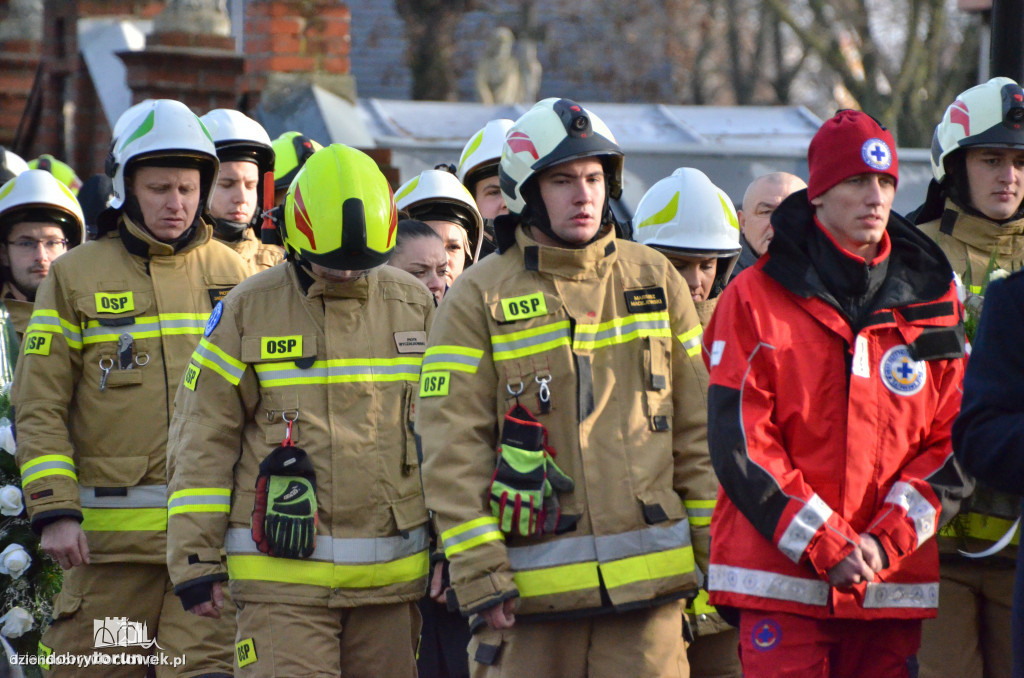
<box><xmin>861</xmin><ymin>138</ymin><xmax>893</xmax><ymax>170</ymax></box>
<box><xmin>204</xmin><ymin>301</ymin><xmax>223</xmax><ymax>337</ymax></box>
<box><xmin>751</xmin><ymin>618</ymin><xmax>782</xmax><ymax>652</ymax></box>
<box><xmin>880</xmin><ymin>344</ymin><xmax>926</xmax><ymax>396</ymax></box>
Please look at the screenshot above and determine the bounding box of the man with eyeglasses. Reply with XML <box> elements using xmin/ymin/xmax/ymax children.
<box><xmin>0</xmin><ymin>169</ymin><xmax>85</xmax><ymax>338</ymax></box>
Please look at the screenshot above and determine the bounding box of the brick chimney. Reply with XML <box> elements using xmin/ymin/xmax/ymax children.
<box><xmin>0</xmin><ymin>0</ymin><xmax>44</xmax><ymax>147</ymax></box>
<box><xmin>243</xmin><ymin>1</ymin><xmax>356</xmax><ymax>110</ymax></box>
<box><xmin>118</xmin><ymin>0</ymin><xmax>245</xmax><ymax>113</ymax></box>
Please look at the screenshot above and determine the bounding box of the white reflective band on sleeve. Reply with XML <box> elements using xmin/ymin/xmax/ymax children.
<box><xmin>863</xmin><ymin>582</ymin><xmax>939</xmax><ymax>609</ymax></box>
<box><xmin>708</xmin><ymin>563</ymin><xmax>829</xmax><ymax>606</ymax></box>
<box><xmin>777</xmin><ymin>494</ymin><xmax>833</xmax><ymax>564</ymax></box>
<box><xmin>79</xmin><ymin>485</ymin><xmax>167</xmax><ymax>508</ymax></box>
<box><xmin>224</xmin><ymin>526</ymin><xmax>429</xmax><ymax>564</ymax></box>
<box><xmin>884</xmin><ymin>481</ymin><xmax>937</xmax><ymax>547</ymax></box>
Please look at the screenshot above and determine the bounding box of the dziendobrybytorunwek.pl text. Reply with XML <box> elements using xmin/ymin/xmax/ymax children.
<box><xmin>9</xmin><ymin>651</ymin><xmax>186</xmax><ymax>668</ymax></box>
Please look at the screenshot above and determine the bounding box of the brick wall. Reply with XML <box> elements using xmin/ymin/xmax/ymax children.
<box><xmin>243</xmin><ymin>0</ymin><xmax>354</xmax><ymax>107</ymax></box>
<box><xmin>7</xmin><ymin>0</ymin><xmax>357</xmax><ymax>179</ymax></box>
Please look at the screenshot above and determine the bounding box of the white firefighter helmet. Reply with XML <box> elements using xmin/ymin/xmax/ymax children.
<box><xmin>0</xmin><ymin>169</ymin><xmax>86</xmax><ymax>247</ymax></box>
<box><xmin>457</xmin><ymin>118</ymin><xmax>515</xmax><ymax>189</ymax></box>
<box><xmin>931</xmin><ymin>77</ymin><xmax>1024</xmax><ymax>183</ymax></box>
<box><xmin>395</xmin><ymin>168</ymin><xmax>484</xmax><ymax>262</ymax></box>
<box><xmin>200</xmin><ymin>109</ymin><xmax>275</xmax><ymax>173</ymax></box>
<box><xmin>499</xmin><ymin>98</ymin><xmax>623</xmax><ymax>217</ymax></box>
<box><xmin>635</xmin><ymin>168</ymin><xmax>741</xmax><ymax>284</ymax></box>
<box><xmin>0</xmin><ymin>148</ymin><xmax>29</xmax><ymax>183</ymax></box>
<box><xmin>107</xmin><ymin>99</ymin><xmax>219</xmax><ymax>211</ymax></box>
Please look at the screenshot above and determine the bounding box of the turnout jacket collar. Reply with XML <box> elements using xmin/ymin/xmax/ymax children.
<box><xmin>515</xmin><ymin>224</ymin><xmax>617</xmax><ymax>280</ymax></box>
<box><xmin>936</xmin><ymin>198</ymin><xmax>1024</xmax><ymax>262</ymax></box>
<box><xmin>118</xmin><ymin>213</ymin><xmax>213</xmax><ymax>258</ymax></box>
<box><xmin>764</xmin><ymin>190</ymin><xmax>955</xmax><ymax>321</ymax></box>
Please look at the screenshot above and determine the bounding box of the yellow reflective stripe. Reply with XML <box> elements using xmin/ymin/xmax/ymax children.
<box><xmin>441</xmin><ymin>516</ymin><xmax>504</xmax><ymax>558</ymax></box>
<box><xmin>20</xmin><ymin>454</ymin><xmax>77</xmax><ymax>484</ymax></box>
<box><xmin>422</xmin><ymin>345</ymin><xmax>485</xmax><ymax>374</ymax></box>
<box><xmin>81</xmin><ymin>507</ymin><xmax>167</xmax><ymax>531</ymax></box>
<box><xmin>167</xmin><ymin>488</ymin><xmax>231</xmax><ymax>516</ymax></box>
<box><xmin>192</xmin><ymin>337</ymin><xmax>246</xmax><ymax>386</ymax></box>
<box><xmin>491</xmin><ymin>321</ymin><xmax>571</xmax><ymax>362</ymax></box>
<box><xmin>27</xmin><ymin>309</ymin><xmax>82</xmax><ymax>348</ymax></box>
<box><xmin>969</xmin><ymin>285</ymin><xmax>982</xmax><ymax>294</ymax></box>
<box><xmin>677</xmin><ymin>324</ymin><xmax>704</xmax><ymax>357</ymax></box>
<box><xmin>226</xmin><ymin>550</ymin><xmax>429</xmax><ymax>588</ymax></box>
<box><xmin>514</xmin><ymin>561</ymin><xmax>600</xmax><ymax>598</ymax></box>
<box><xmin>684</xmin><ymin>499</ymin><xmax>715</xmax><ymax>527</ymax></box>
<box><xmin>687</xmin><ymin>588</ymin><xmax>717</xmax><ymax>616</ymax></box>
<box><xmin>939</xmin><ymin>512</ymin><xmax>1021</xmax><ymax>546</ymax></box>
<box><xmin>573</xmin><ymin>312</ymin><xmax>671</xmax><ymax>351</ymax></box>
<box><xmin>253</xmin><ymin>357</ymin><xmax>422</xmax><ymax>387</ymax></box>
<box><xmin>600</xmin><ymin>544</ymin><xmax>696</xmax><ymax>590</ymax></box>
<box><xmin>83</xmin><ymin>313</ymin><xmax>208</xmax><ymax>343</ymax></box>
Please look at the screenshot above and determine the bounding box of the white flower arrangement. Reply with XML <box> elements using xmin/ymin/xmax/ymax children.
<box><xmin>0</xmin><ymin>606</ymin><xmax>33</xmax><ymax>638</ymax></box>
<box><xmin>0</xmin><ymin>544</ymin><xmax>31</xmax><ymax>579</ymax></box>
<box><xmin>0</xmin><ymin>419</ymin><xmax>14</xmax><ymax>456</ymax></box>
<box><xmin>0</xmin><ymin>485</ymin><xmax>22</xmax><ymax>517</ymax></box>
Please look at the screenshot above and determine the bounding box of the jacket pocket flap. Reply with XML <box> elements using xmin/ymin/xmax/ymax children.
<box><xmin>78</xmin><ymin>455</ymin><xmax>149</xmax><ymax>487</ymax></box>
<box><xmin>390</xmin><ymin>493</ymin><xmax>428</xmax><ymax>532</ymax></box>
<box><xmin>240</xmin><ymin>335</ymin><xmax>318</xmax><ymax>363</ymax></box>
<box><xmin>637</xmin><ymin>489</ymin><xmax>686</xmax><ymax>523</ymax></box>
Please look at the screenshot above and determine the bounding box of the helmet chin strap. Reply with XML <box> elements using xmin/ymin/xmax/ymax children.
<box><xmin>212</xmin><ymin>217</ymin><xmax>249</xmax><ymax>242</ymax></box>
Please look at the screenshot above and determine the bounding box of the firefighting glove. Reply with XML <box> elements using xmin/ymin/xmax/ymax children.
<box><xmin>489</xmin><ymin>404</ymin><xmax>575</xmax><ymax>537</ymax></box>
<box><xmin>251</xmin><ymin>445</ymin><xmax>318</xmax><ymax>559</ymax></box>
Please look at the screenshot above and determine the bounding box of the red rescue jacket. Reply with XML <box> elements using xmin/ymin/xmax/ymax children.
<box><xmin>703</xmin><ymin>191</ymin><xmax>972</xmax><ymax>620</ymax></box>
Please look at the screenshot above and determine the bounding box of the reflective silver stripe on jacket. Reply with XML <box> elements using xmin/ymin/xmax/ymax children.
<box><xmin>863</xmin><ymin>582</ymin><xmax>939</xmax><ymax>609</ymax></box>
<box><xmin>224</xmin><ymin>526</ymin><xmax>429</xmax><ymax>563</ymax></box>
<box><xmin>573</xmin><ymin>316</ymin><xmax>670</xmax><ymax>346</ymax></box>
<box><xmin>491</xmin><ymin>322</ymin><xmax>571</xmax><ymax>358</ymax></box>
<box><xmin>778</xmin><ymin>494</ymin><xmax>832</xmax><ymax>564</ymax></box>
<box><xmin>708</xmin><ymin>563</ymin><xmax>830</xmax><ymax>606</ymax></box>
<box><xmin>883</xmin><ymin>481</ymin><xmax>937</xmax><ymax>547</ymax></box>
<box><xmin>507</xmin><ymin>519</ymin><xmax>692</xmax><ymax>571</ymax></box>
<box><xmin>79</xmin><ymin>485</ymin><xmax>168</xmax><ymax>509</ymax></box>
<box><xmin>253</xmin><ymin>361</ymin><xmax>421</xmax><ymax>383</ymax></box>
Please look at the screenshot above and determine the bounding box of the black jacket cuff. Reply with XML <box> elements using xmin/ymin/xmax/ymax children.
<box><xmin>30</xmin><ymin>509</ymin><xmax>83</xmax><ymax>535</ymax></box>
<box><xmin>174</xmin><ymin>573</ymin><xmax>229</xmax><ymax>610</ymax></box>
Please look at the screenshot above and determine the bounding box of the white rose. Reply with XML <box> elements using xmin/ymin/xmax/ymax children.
<box><xmin>0</xmin><ymin>485</ymin><xmax>22</xmax><ymax>516</ymax></box>
<box><xmin>0</xmin><ymin>606</ymin><xmax>33</xmax><ymax>638</ymax></box>
<box><xmin>0</xmin><ymin>544</ymin><xmax>31</xmax><ymax>579</ymax></box>
<box><xmin>0</xmin><ymin>420</ymin><xmax>14</xmax><ymax>455</ymax></box>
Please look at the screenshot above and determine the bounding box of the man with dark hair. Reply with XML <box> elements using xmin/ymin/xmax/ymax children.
<box><xmin>418</xmin><ymin>98</ymin><xmax>716</xmax><ymax>676</ymax></box>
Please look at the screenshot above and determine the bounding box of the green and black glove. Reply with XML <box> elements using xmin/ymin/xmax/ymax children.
<box><xmin>251</xmin><ymin>445</ymin><xmax>318</xmax><ymax>559</ymax></box>
<box><xmin>489</xmin><ymin>403</ymin><xmax>576</xmax><ymax>537</ymax></box>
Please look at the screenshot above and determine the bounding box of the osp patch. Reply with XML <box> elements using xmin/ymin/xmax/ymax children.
<box><xmin>880</xmin><ymin>345</ymin><xmax>926</xmax><ymax>396</ymax></box>
<box><xmin>750</xmin><ymin>618</ymin><xmax>782</xmax><ymax>652</ymax></box>
<box><xmin>861</xmin><ymin>138</ymin><xmax>893</xmax><ymax>171</ymax></box>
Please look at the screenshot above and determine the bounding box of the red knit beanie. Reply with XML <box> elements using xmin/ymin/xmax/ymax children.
<box><xmin>807</xmin><ymin>110</ymin><xmax>899</xmax><ymax>200</ymax></box>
